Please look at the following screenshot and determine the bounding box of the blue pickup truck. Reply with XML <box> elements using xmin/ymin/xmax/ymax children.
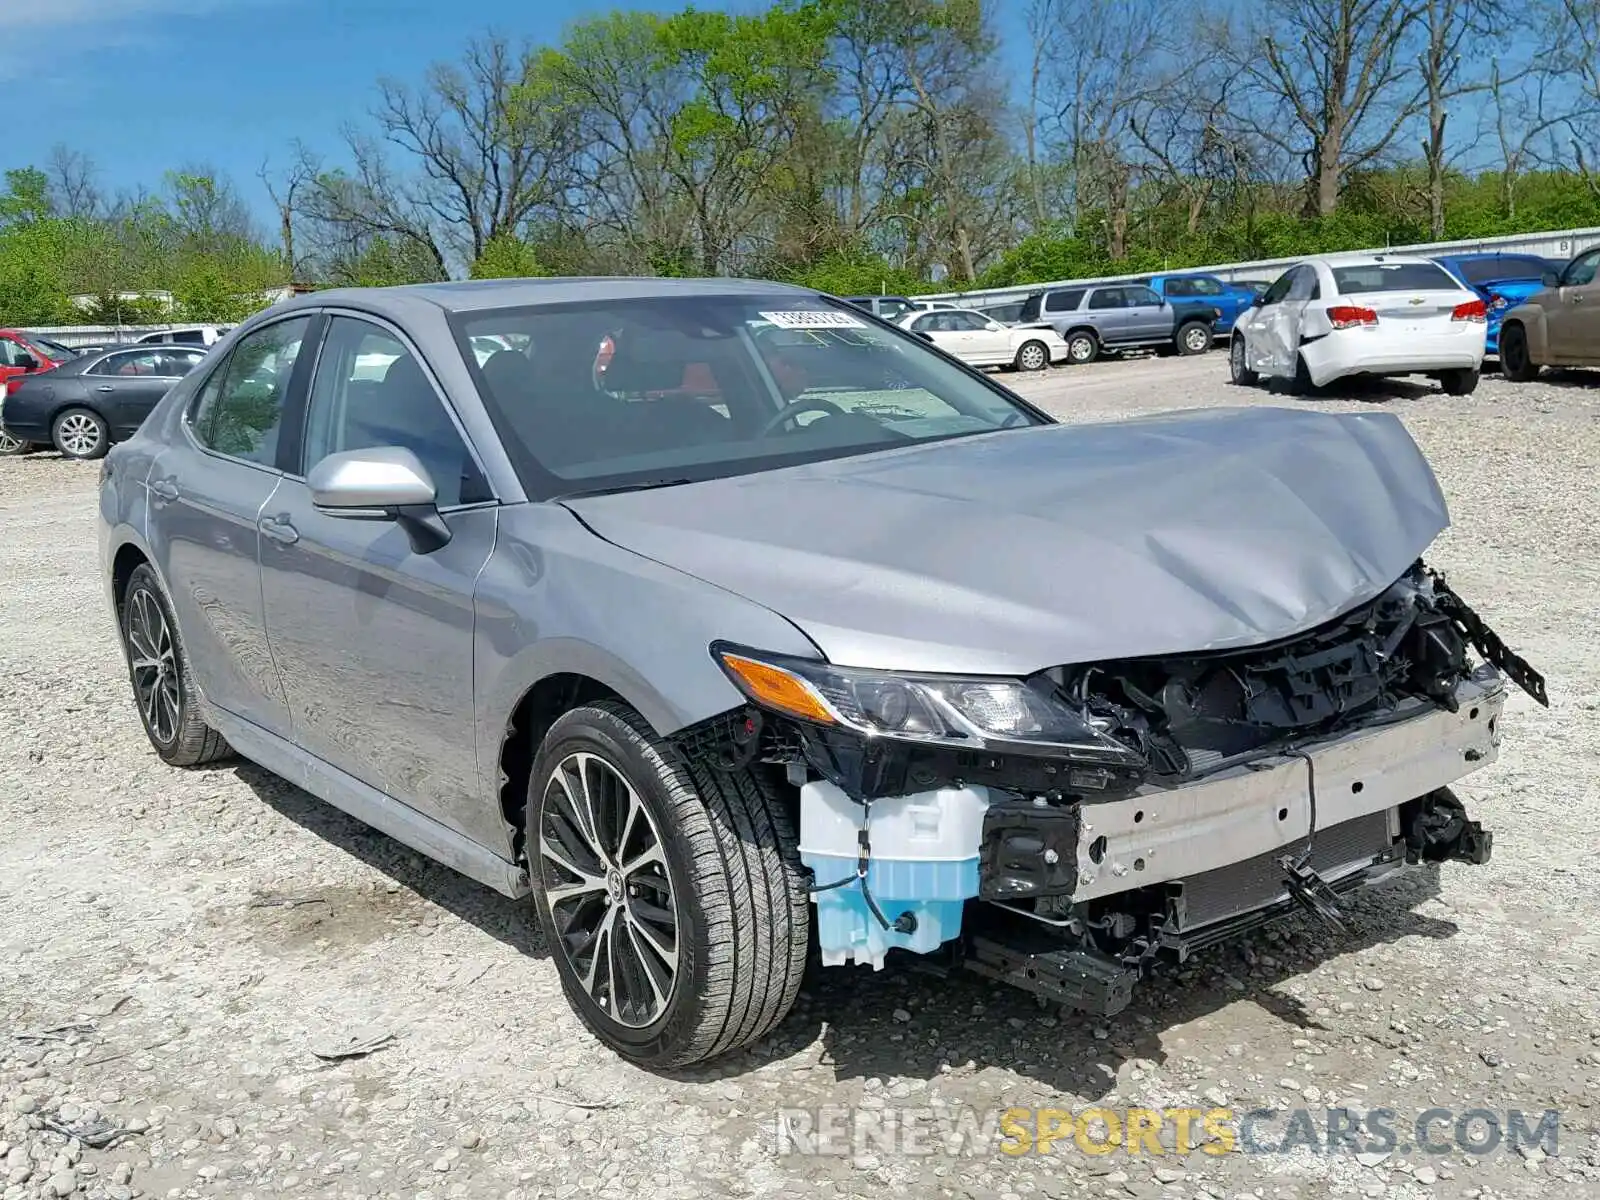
<box><xmin>1133</xmin><ymin>273</ymin><xmax>1259</xmax><ymax>336</ymax></box>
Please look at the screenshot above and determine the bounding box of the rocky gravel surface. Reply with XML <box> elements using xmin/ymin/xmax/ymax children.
<box><xmin>2</xmin><ymin>353</ymin><xmax>1598</xmax><ymax>1200</ymax></box>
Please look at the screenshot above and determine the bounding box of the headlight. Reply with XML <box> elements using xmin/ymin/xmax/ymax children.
<box><xmin>712</xmin><ymin>644</ymin><xmax>1142</xmax><ymax>766</ymax></box>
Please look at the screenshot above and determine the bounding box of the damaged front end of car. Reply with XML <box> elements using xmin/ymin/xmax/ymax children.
<box><xmin>676</xmin><ymin>561</ymin><xmax>1546</xmax><ymax>1016</ymax></box>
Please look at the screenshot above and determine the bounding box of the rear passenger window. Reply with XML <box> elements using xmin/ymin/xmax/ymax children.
<box><xmin>1044</xmin><ymin>290</ymin><xmax>1083</xmax><ymax>313</ymax></box>
<box><xmin>189</xmin><ymin>317</ymin><xmax>310</xmax><ymax>467</ymax></box>
<box><xmin>302</xmin><ymin>317</ymin><xmax>491</xmax><ymax>508</ymax></box>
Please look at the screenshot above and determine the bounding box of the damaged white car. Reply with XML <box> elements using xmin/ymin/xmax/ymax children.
<box><xmin>98</xmin><ymin>279</ymin><xmax>1546</xmax><ymax>1067</ymax></box>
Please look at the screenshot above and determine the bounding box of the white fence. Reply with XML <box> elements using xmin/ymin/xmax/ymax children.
<box><xmin>929</xmin><ymin>225</ymin><xmax>1600</xmax><ymax>311</ymax></box>
<box><xmin>27</xmin><ymin>324</ymin><xmax>179</xmax><ymax>349</ymax></box>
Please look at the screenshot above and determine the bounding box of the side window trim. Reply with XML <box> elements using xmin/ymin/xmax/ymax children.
<box><xmin>180</xmin><ymin>312</ymin><xmax>321</xmax><ymax>474</ymax></box>
<box><xmin>298</xmin><ymin>309</ymin><xmax>498</xmax><ymax>509</ymax></box>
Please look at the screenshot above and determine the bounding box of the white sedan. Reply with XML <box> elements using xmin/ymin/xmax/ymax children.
<box><xmin>897</xmin><ymin>307</ymin><xmax>1070</xmax><ymax>371</ymax></box>
<box><xmin>1229</xmin><ymin>254</ymin><xmax>1487</xmax><ymax>394</ymax></box>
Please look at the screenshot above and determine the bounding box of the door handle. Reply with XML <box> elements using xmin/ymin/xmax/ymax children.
<box><xmin>96</xmin><ymin>385</ymin><xmax>115</xmax><ymax>392</ymax></box>
<box><xmin>149</xmin><ymin>477</ymin><xmax>179</xmax><ymax>502</ymax></box>
<box><xmin>259</xmin><ymin>514</ymin><xmax>299</xmax><ymax>545</ymax></box>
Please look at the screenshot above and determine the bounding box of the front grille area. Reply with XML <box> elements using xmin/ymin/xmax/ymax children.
<box><xmin>1176</xmin><ymin>810</ymin><xmax>1395</xmax><ymax>930</ymax></box>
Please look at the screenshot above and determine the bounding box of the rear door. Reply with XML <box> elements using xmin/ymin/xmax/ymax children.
<box><xmin>1546</xmin><ymin>248</ymin><xmax>1600</xmax><ymax>362</ymax></box>
<box><xmin>146</xmin><ymin>314</ymin><xmax>317</xmax><ymax>740</ymax></box>
<box><xmin>83</xmin><ymin>349</ymin><xmax>190</xmax><ymax>437</ymax></box>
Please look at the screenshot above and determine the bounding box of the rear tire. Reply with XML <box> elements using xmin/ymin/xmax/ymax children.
<box><xmin>1499</xmin><ymin>324</ymin><xmax>1540</xmax><ymax>381</ymax></box>
<box><xmin>1441</xmin><ymin>367</ymin><xmax>1480</xmax><ymax>396</ymax></box>
<box><xmin>528</xmin><ymin>701</ymin><xmax>808</xmax><ymax>1067</ymax></box>
<box><xmin>1065</xmin><ymin>331</ymin><xmax>1098</xmax><ymax>364</ymax></box>
<box><xmin>1176</xmin><ymin>321</ymin><xmax>1211</xmax><ymax>355</ymax></box>
<box><xmin>121</xmin><ymin>564</ymin><xmax>233</xmax><ymax>767</ymax></box>
<box><xmin>1229</xmin><ymin>335</ymin><xmax>1259</xmax><ymax>386</ymax></box>
<box><xmin>1014</xmin><ymin>340</ymin><xmax>1050</xmax><ymax>371</ymax></box>
<box><xmin>52</xmin><ymin>407</ymin><xmax>109</xmax><ymax>460</ymax></box>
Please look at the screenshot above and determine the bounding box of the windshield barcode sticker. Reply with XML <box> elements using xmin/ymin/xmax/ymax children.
<box><xmin>760</xmin><ymin>310</ymin><xmax>866</xmax><ymax>329</ymax></box>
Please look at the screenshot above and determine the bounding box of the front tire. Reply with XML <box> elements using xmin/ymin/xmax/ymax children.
<box><xmin>529</xmin><ymin>701</ymin><xmax>808</xmax><ymax>1068</ymax></box>
<box><xmin>1014</xmin><ymin>340</ymin><xmax>1050</xmax><ymax>371</ymax></box>
<box><xmin>1441</xmin><ymin>367</ymin><xmax>1480</xmax><ymax>396</ymax></box>
<box><xmin>121</xmin><ymin>564</ymin><xmax>232</xmax><ymax>766</ymax></box>
<box><xmin>1229</xmin><ymin>335</ymin><xmax>1259</xmax><ymax>385</ymax></box>
<box><xmin>1176</xmin><ymin>321</ymin><xmax>1211</xmax><ymax>355</ymax></box>
<box><xmin>52</xmin><ymin>407</ymin><xmax>109</xmax><ymax>460</ymax></box>
<box><xmin>1499</xmin><ymin>324</ymin><xmax>1540</xmax><ymax>381</ymax></box>
<box><xmin>1065</xmin><ymin>330</ymin><xmax>1099</xmax><ymax>364</ymax></box>
<box><xmin>1289</xmin><ymin>353</ymin><xmax>1317</xmax><ymax>396</ymax></box>
<box><xmin>0</xmin><ymin>428</ymin><xmax>36</xmax><ymax>455</ymax></box>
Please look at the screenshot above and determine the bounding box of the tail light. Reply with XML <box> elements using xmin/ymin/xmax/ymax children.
<box><xmin>1452</xmin><ymin>299</ymin><xmax>1488</xmax><ymax>322</ymax></box>
<box><xmin>1326</xmin><ymin>305</ymin><xmax>1379</xmax><ymax>329</ymax></box>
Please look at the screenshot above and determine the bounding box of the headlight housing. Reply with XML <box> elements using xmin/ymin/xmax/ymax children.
<box><xmin>712</xmin><ymin>643</ymin><xmax>1142</xmax><ymax>769</ymax></box>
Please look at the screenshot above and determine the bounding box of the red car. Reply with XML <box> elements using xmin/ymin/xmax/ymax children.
<box><xmin>0</xmin><ymin>330</ymin><xmax>72</xmax><ymax>454</ymax></box>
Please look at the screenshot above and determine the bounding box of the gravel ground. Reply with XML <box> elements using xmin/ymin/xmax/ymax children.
<box><xmin>2</xmin><ymin>352</ymin><xmax>1598</xmax><ymax>1200</ymax></box>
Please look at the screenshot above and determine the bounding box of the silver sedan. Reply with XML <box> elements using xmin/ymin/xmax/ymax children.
<box><xmin>98</xmin><ymin>278</ymin><xmax>1543</xmax><ymax>1066</ymax></box>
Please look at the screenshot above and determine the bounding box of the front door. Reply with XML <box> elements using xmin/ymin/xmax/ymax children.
<box><xmin>1547</xmin><ymin>248</ymin><xmax>1600</xmax><ymax>362</ymax></box>
<box><xmin>1121</xmin><ymin>285</ymin><xmax>1172</xmax><ymax>340</ymax></box>
<box><xmin>257</xmin><ymin>314</ymin><xmax>498</xmax><ymax>840</ymax></box>
<box><xmin>1248</xmin><ymin>269</ymin><xmax>1300</xmax><ymax>374</ymax></box>
<box><xmin>951</xmin><ymin>310</ymin><xmax>1010</xmax><ymax>364</ymax></box>
<box><xmin>147</xmin><ymin>315</ymin><xmax>315</xmax><ymax>739</ymax></box>
<box><xmin>1086</xmin><ymin>288</ymin><xmax>1131</xmax><ymax>343</ymax></box>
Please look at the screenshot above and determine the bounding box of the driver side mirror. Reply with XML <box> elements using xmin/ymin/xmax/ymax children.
<box><xmin>14</xmin><ymin>353</ymin><xmax>38</xmax><ymax>371</ymax></box>
<box><xmin>1543</xmin><ymin>270</ymin><xmax>1562</xmax><ymax>287</ymax></box>
<box><xmin>307</xmin><ymin>446</ymin><xmax>451</xmax><ymax>553</ymax></box>
<box><xmin>1251</xmin><ymin>295</ymin><xmax>1266</xmax><ymax>308</ymax></box>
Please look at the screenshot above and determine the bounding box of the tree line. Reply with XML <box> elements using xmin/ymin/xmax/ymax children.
<box><xmin>7</xmin><ymin>0</ymin><xmax>1600</xmax><ymax>326</ymax></box>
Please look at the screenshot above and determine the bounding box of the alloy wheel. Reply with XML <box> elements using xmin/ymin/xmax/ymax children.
<box><xmin>57</xmin><ymin>413</ymin><xmax>102</xmax><ymax>457</ymax></box>
<box><xmin>1069</xmin><ymin>336</ymin><xmax>1094</xmax><ymax>362</ymax></box>
<box><xmin>127</xmin><ymin>587</ymin><xmax>180</xmax><ymax>746</ymax></box>
<box><xmin>538</xmin><ymin>751</ymin><xmax>679</xmax><ymax>1029</ymax></box>
<box><xmin>1185</xmin><ymin>326</ymin><xmax>1209</xmax><ymax>352</ymax></box>
<box><xmin>1018</xmin><ymin>342</ymin><xmax>1047</xmax><ymax>370</ymax></box>
<box><xmin>0</xmin><ymin>429</ymin><xmax>26</xmax><ymax>454</ymax></box>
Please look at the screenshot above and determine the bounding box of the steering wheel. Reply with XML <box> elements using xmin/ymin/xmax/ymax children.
<box><xmin>758</xmin><ymin>397</ymin><xmax>847</xmax><ymax>437</ymax></box>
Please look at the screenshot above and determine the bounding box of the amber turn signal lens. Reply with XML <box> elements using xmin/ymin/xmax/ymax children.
<box><xmin>718</xmin><ymin>653</ymin><xmax>836</xmax><ymax>725</ymax></box>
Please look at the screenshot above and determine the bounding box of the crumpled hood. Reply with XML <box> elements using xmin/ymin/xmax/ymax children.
<box><xmin>565</xmin><ymin>406</ymin><xmax>1449</xmax><ymax>676</ymax></box>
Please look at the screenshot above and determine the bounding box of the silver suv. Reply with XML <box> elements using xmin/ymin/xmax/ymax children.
<box><xmin>98</xmin><ymin>278</ymin><xmax>1542</xmax><ymax>1067</ymax></box>
<box><xmin>1019</xmin><ymin>284</ymin><xmax>1216</xmax><ymax>362</ymax></box>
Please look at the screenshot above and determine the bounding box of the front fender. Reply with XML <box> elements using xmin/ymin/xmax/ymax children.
<box><xmin>473</xmin><ymin>502</ymin><xmax>823</xmax><ymax>831</ymax></box>
<box><xmin>1503</xmin><ymin>304</ymin><xmax>1551</xmax><ymax>362</ymax></box>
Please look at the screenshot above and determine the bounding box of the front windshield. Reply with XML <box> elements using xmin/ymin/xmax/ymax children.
<box><xmin>451</xmin><ymin>295</ymin><xmax>1046</xmax><ymax>497</ymax></box>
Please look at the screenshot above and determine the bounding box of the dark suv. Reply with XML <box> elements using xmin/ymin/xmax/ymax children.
<box><xmin>1018</xmin><ymin>284</ymin><xmax>1218</xmax><ymax>363</ymax></box>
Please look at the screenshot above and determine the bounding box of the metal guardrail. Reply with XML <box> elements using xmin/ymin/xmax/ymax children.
<box><xmin>929</xmin><ymin>225</ymin><xmax>1600</xmax><ymax>310</ymax></box>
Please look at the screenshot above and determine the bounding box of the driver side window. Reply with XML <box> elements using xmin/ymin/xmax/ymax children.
<box><xmin>302</xmin><ymin>317</ymin><xmax>491</xmax><ymax>508</ymax></box>
<box><xmin>1259</xmin><ymin>270</ymin><xmax>1297</xmax><ymax>306</ymax></box>
<box><xmin>1563</xmin><ymin>249</ymin><xmax>1600</xmax><ymax>287</ymax></box>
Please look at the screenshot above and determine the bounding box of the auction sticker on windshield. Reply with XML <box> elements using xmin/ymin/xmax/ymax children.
<box><xmin>760</xmin><ymin>310</ymin><xmax>866</xmax><ymax>329</ymax></box>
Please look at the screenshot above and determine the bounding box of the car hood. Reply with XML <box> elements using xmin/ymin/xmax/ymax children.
<box><xmin>564</xmin><ymin>407</ymin><xmax>1449</xmax><ymax>676</ymax></box>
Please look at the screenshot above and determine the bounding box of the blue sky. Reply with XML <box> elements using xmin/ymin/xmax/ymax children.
<box><xmin>10</xmin><ymin>0</ymin><xmax>629</xmax><ymax>223</ymax></box>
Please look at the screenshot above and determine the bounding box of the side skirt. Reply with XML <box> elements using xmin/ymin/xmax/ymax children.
<box><xmin>208</xmin><ymin>707</ymin><xmax>531</xmax><ymax>898</ymax></box>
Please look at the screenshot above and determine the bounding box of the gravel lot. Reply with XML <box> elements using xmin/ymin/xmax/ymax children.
<box><xmin>2</xmin><ymin>352</ymin><xmax>1598</xmax><ymax>1200</ymax></box>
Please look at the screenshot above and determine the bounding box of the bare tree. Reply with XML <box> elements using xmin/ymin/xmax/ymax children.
<box><xmin>258</xmin><ymin>148</ymin><xmax>316</xmax><ymax>281</ymax></box>
<box><xmin>1240</xmin><ymin>0</ymin><xmax>1425</xmax><ymax>217</ymax></box>
<box><xmin>1414</xmin><ymin>0</ymin><xmax>1507</xmax><ymax>236</ymax></box>
<box><xmin>1036</xmin><ymin>0</ymin><xmax>1178</xmax><ymax>257</ymax></box>
<box><xmin>46</xmin><ymin>146</ymin><xmax>101</xmax><ymax>219</ymax></box>
<box><xmin>1555</xmin><ymin>0</ymin><xmax>1600</xmax><ymax>195</ymax></box>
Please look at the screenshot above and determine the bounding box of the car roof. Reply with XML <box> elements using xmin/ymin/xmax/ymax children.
<box><xmin>274</xmin><ymin>276</ymin><xmax>818</xmax><ymax>321</ymax></box>
<box><xmin>1309</xmin><ymin>253</ymin><xmax>1446</xmax><ymax>269</ymax></box>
